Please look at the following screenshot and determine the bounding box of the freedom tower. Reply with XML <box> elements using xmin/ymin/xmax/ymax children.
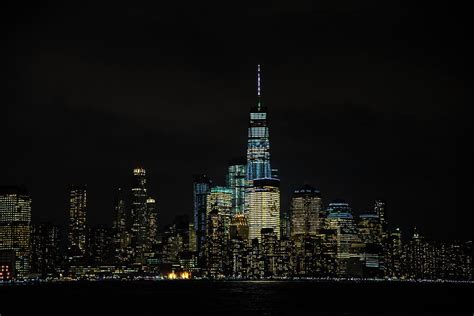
<box><xmin>246</xmin><ymin>65</ymin><xmax>280</xmax><ymax>242</ymax></box>
<box><xmin>246</xmin><ymin>64</ymin><xmax>272</xmax><ymax>182</ymax></box>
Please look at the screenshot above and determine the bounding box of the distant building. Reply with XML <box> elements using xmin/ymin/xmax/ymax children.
<box><xmin>358</xmin><ymin>213</ymin><xmax>384</xmax><ymax>277</ymax></box>
<box><xmin>0</xmin><ymin>186</ymin><xmax>32</xmax><ymax>278</ymax></box>
<box><xmin>290</xmin><ymin>184</ymin><xmax>322</xmax><ymax>238</ymax></box>
<box><xmin>324</xmin><ymin>200</ymin><xmax>362</xmax><ymax>276</ymax></box>
<box><xmin>130</xmin><ymin>167</ymin><xmax>148</xmax><ymax>263</ymax></box>
<box><xmin>68</xmin><ymin>185</ymin><xmax>87</xmax><ymax>260</ymax></box>
<box><xmin>247</xmin><ymin>178</ymin><xmax>280</xmax><ymax>242</ymax></box>
<box><xmin>246</xmin><ymin>64</ymin><xmax>272</xmax><ymax>183</ymax></box>
<box><xmin>88</xmin><ymin>225</ymin><xmax>112</xmax><ymax>265</ymax></box>
<box><xmin>384</xmin><ymin>228</ymin><xmax>403</xmax><ymax>278</ymax></box>
<box><xmin>374</xmin><ymin>200</ymin><xmax>387</xmax><ymax>236</ymax></box>
<box><xmin>146</xmin><ymin>197</ymin><xmax>158</xmax><ymax>251</ymax></box>
<box><xmin>205</xmin><ymin>209</ymin><xmax>226</xmax><ymax>278</ymax></box>
<box><xmin>230</xmin><ymin>214</ymin><xmax>249</xmax><ymax>241</ymax></box>
<box><xmin>206</xmin><ymin>186</ymin><xmax>233</xmax><ymax>238</ymax></box>
<box><xmin>112</xmin><ymin>188</ymin><xmax>128</xmax><ymax>255</ymax></box>
<box><xmin>0</xmin><ymin>250</ymin><xmax>15</xmax><ymax>280</ymax></box>
<box><xmin>31</xmin><ymin>223</ymin><xmax>60</xmax><ymax>278</ymax></box>
<box><xmin>226</xmin><ymin>158</ymin><xmax>247</xmax><ymax>216</ymax></box>
<box><xmin>193</xmin><ymin>174</ymin><xmax>212</xmax><ymax>258</ymax></box>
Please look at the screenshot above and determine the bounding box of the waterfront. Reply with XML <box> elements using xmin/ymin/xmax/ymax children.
<box><xmin>1</xmin><ymin>280</ymin><xmax>472</xmax><ymax>315</ymax></box>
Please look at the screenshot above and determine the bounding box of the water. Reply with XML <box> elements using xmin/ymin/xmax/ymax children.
<box><xmin>1</xmin><ymin>280</ymin><xmax>472</xmax><ymax>315</ymax></box>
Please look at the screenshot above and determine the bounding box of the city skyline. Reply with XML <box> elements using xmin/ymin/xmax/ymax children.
<box><xmin>2</xmin><ymin>3</ymin><xmax>472</xmax><ymax>316</ymax></box>
<box><xmin>1</xmin><ymin>64</ymin><xmax>472</xmax><ymax>282</ymax></box>
<box><xmin>3</xmin><ymin>2</ymin><xmax>472</xmax><ymax>243</ymax></box>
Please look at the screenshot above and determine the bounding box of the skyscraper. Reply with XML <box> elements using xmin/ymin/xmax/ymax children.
<box><xmin>247</xmin><ymin>179</ymin><xmax>281</xmax><ymax>242</ymax></box>
<box><xmin>0</xmin><ymin>186</ymin><xmax>32</xmax><ymax>278</ymax></box>
<box><xmin>193</xmin><ymin>174</ymin><xmax>212</xmax><ymax>256</ymax></box>
<box><xmin>290</xmin><ymin>184</ymin><xmax>322</xmax><ymax>238</ymax></box>
<box><xmin>206</xmin><ymin>186</ymin><xmax>233</xmax><ymax>238</ymax></box>
<box><xmin>246</xmin><ymin>64</ymin><xmax>272</xmax><ymax>182</ymax></box>
<box><xmin>31</xmin><ymin>223</ymin><xmax>60</xmax><ymax>278</ymax></box>
<box><xmin>374</xmin><ymin>200</ymin><xmax>387</xmax><ymax>235</ymax></box>
<box><xmin>226</xmin><ymin>158</ymin><xmax>247</xmax><ymax>215</ymax></box>
<box><xmin>324</xmin><ymin>200</ymin><xmax>362</xmax><ymax>276</ymax></box>
<box><xmin>130</xmin><ymin>167</ymin><xmax>148</xmax><ymax>263</ymax></box>
<box><xmin>68</xmin><ymin>185</ymin><xmax>87</xmax><ymax>259</ymax></box>
<box><xmin>146</xmin><ymin>197</ymin><xmax>158</xmax><ymax>250</ymax></box>
<box><xmin>205</xmin><ymin>209</ymin><xmax>226</xmax><ymax>278</ymax></box>
<box><xmin>88</xmin><ymin>224</ymin><xmax>112</xmax><ymax>265</ymax></box>
<box><xmin>112</xmin><ymin>187</ymin><xmax>128</xmax><ymax>260</ymax></box>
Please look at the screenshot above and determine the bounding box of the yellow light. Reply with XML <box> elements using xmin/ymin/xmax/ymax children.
<box><xmin>168</xmin><ymin>272</ymin><xmax>177</xmax><ymax>280</ymax></box>
<box><xmin>180</xmin><ymin>272</ymin><xmax>190</xmax><ymax>279</ymax></box>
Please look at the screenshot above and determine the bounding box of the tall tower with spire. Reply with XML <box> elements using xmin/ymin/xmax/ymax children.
<box><xmin>246</xmin><ymin>64</ymin><xmax>272</xmax><ymax>183</ymax></box>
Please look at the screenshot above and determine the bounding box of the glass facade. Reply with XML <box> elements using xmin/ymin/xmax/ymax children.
<box><xmin>206</xmin><ymin>186</ymin><xmax>233</xmax><ymax>238</ymax></box>
<box><xmin>247</xmin><ymin>179</ymin><xmax>280</xmax><ymax>242</ymax></box>
<box><xmin>226</xmin><ymin>158</ymin><xmax>247</xmax><ymax>216</ymax></box>
<box><xmin>246</xmin><ymin>65</ymin><xmax>272</xmax><ymax>182</ymax></box>
<box><xmin>193</xmin><ymin>174</ymin><xmax>212</xmax><ymax>256</ymax></box>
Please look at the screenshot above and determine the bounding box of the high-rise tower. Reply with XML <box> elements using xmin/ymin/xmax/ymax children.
<box><xmin>0</xmin><ymin>186</ymin><xmax>32</xmax><ymax>278</ymax></box>
<box><xmin>226</xmin><ymin>158</ymin><xmax>247</xmax><ymax>215</ymax></box>
<box><xmin>193</xmin><ymin>174</ymin><xmax>212</xmax><ymax>257</ymax></box>
<box><xmin>68</xmin><ymin>185</ymin><xmax>87</xmax><ymax>259</ymax></box>
<box><xmin>131</xmin><ymin>167</ymin><xmax>148</xmax><ymax>262</ymax></box>
<box><xmin>290</xmin><ymin>184</ymin><xmax>323</xmax><ymax>238</ymax></box>
<box><xmin>246</xmin><ymin>64</ymin><xmax>272</xmax><ymax>182</ymax></box>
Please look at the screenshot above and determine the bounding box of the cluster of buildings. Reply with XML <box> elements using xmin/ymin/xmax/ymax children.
<box><xmin>1</xmin><ymin>66</ymin><xmax>472</xmax><ymax>282</ymax></box>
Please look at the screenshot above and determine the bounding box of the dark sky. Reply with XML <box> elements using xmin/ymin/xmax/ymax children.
<box><xmin>3</xmin><ymin>1</ymin><xmax>473</xmax><ymax>240</ymax></box>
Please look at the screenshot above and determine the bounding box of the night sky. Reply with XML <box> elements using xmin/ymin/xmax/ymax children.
<box><xmin>3</xmin><ymin>2</ymin><xmax>473</xmax><ymax>240</ymax></box>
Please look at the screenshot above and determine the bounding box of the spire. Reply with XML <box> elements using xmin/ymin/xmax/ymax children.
<box><xmin>257</xmin><ymin>64</ymin><xmax>261</xmax><ymax>97</ymax></box>
<box><xmin>257</xmin><ymin>64</ymin><xmax>262</xmax><ymax>111</ymax></box>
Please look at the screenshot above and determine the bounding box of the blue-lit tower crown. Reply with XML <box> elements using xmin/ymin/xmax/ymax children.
<box><xmin>246</xmin><ymin>64</ymin><xmax>272</xmax><ymax>182</ymax></box>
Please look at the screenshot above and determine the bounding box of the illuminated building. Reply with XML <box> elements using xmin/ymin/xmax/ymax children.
<box><xmin>206</xmin><ymin>186</ymin><xmax>233</xmax><ymax>237</ymax></box>
<box><xmin>404</xmin><ymin>229</ymin><xmax>436</xmax><ymax>279</ymax></box>
<box><xmin>0</xmin><ymin>186</ymin><xmax>32</xmax><ymax>278</ymax></box>
<box><xmin>247</xmin><ymin>179</ymin><xmax>280</xmax><ymax>242</ymax></box>
<box><xmin>146</xmin><ymin>197</ymin><xmax>158</xmax><ymax>249</ymax></box>
<box><xmin>246</xmin><ymin>64</ymin><xmax>272</xmax><ymax>183</ymax></box>
<box><xmin>246</xmin><ymin>179</ymin><xmax>280</xmax><ymax>241</ymax></box>
<box><xmin>434</xmin><ymin>240</ymin><xmax>472</xmax><ymax>280</ymax></box>
<box><xmin>275</xmin><ymin>238</ymin><xmax>295</xmax><ymax>277</ymax></box>
<box><xmin>131</xmin><ymin>167</ymin><xmax>147</xmax><ymax>260</ymax></box>
<box><xmin>261</xmin><ymin>228</ymin><xmax>278</xmax><ymax>277</ymax></box>
<box><xmin>358</xmin><ymin>213</ymin><xmax>384</xmax><ymax>277</ymax></box>
<box><xmin>383</xmin><ymin>228</ymin><xmax>403</xmax><ymax>278</ymax></box>
<box><xmin>358</xmin><ymin>213</ymin><xmax>383</xmax><ymax>244</ymax></box>
<box><xmin>324</xmin><ymin>200</ymin><xmax>362</xmax><ymax>276</ymax></box>
<box><xmin>290</xmin><ymin>184</ymin><xmax>322</xmax><ymax>238</ymax></box>
<box><xmin>226</xmin><ymin>158</ymin><xmax>247</xmax><ymax>215</ymax></box>
<box><xmin>0</xmin><ymin>250</ymin><xmax>15</xmax><ymax>280</ymax></box>
<box><xmin>374</xmin><ymin>200</ymin><xmax>387</xmax><ymax>236</ymax></box>
<box><xmin>67</xmin><ymin>185</ymin><xmax>87</xmax><ymax>259</ymax></box>
<box><xmin>228</xmin><ymin>237</ymin><xmax>249</xmax><ymax>278</ymax></box>
<box><xmin>280</xmin><ymin>209</ymin><xmax>290</xmax><ymax>239</ymax></box>
<box><xmin>161</xmin><ymin>215</ymin><xmax>196</xmax><ymax>272</ymax></box>
<box><xmin>230</xmin><ymin>214</ymin><xmax>249</xmax><ymax>241</ymax></box>
<box><xmin>112</xmin><ymin>188</ymin><xmax>128</xmax><ymax>256</ymax></box>
<box><xmin>31</xmin><ymin>223</ymin><xmax>60</xmax><ymax>278</ymax></box>
<box><xmin>88</xmin><ymin>225</ymin><xmax>112</xmax><ymax>265</ymax></box>
<box><xmin>293</xmin><ymin>234</ymin><xmax>324</xmax><ymax>277</ymax></box>
<box><xmin>205</xmin><ymin>209</ymin><xmax>226</xmax><ymax>278</ymax></box>
<box><xmin>248</xmin><ymin>238</ymin><xmax>264</xmax><ymax>278</ymax></box>
<box><xmin>193</xmin><ymin>174</ymin><xmax>212</xmax><ymax>257</ymax></box>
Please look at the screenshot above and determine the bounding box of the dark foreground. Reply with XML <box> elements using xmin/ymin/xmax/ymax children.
<box><xmin>1</xmin><ymin>280</ymin><xmax>473</xmax><ymax>315</ymax></box>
